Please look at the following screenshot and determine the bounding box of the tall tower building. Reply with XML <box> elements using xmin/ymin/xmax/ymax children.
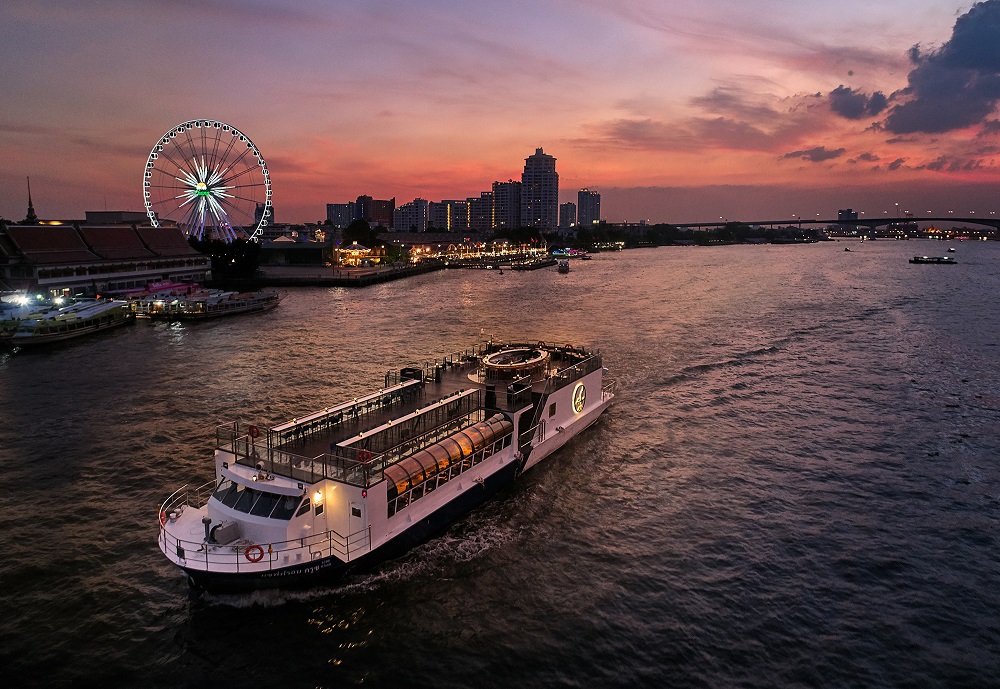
<box><xmin>520</xmin><ymin>148</ymin><xmax>558</xmax><ymax>230</ymax></box>
<box><xmin>492</xmin><ymin>180</ymin><xmax>522</xmax><ymax>231</ymax></box>
<box><xmin>578</xmin><ymin>188</ymin><xmax>601</xmax><ymax>227</ymax></box>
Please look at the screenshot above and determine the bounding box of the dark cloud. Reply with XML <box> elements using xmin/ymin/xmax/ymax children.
<box><xmin>782</xmin><ymin>146</ymin><xmax>846</xmax><ymax>162</ymax></box>
<box><xmin>857</xmin><ymin>152</ymin><xmax>880</xmax><ymax>162</ymax></box>
<box><xmin>885</xmin><ymin>0</ymin><xmax>1000</xmax><ymax>134</ymax></box>
<box><xmin>978</xmin><ymin>119</ymin><xmax>1000</xmax><ymax>136</ymax></box>
<box><xmin>887</xmin><ymin>158</ymin><xmax>906</xmax><ymax>170</ymax></box>
<box><xmin>828</xmin><ymin>85</ymin><xmax>888</xmax><ymax>119</ymax></box>
<box><xmin>924</xmin><ymin>156</ymin><xmax>984</xmax><ymax>172</ymax></box>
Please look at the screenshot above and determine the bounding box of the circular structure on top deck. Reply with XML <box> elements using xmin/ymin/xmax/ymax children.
<box><xmin>481</xmin><ymin>347</ymin><xmax>550</xmax><ymax>383</ymax></box>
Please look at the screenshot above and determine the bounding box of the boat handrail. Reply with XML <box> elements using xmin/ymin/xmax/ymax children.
<box><xmin>269</xmin><ymin>378</ymin><xmax>422</xmax><ymax>435</ymax></box>
<box><xmin>230</xmin><ymin>440</ymin><xmax>380</xmax><ymax>487</ymax></box>
<box><xmin>159</xmin><ymin>513</ymin><xmax>373</xmax><ymax>570</ymax></box>
<box><xmin>158</xmin><ymin>480</ymin><xmax>217</xmax><ymax>525</ymax></box>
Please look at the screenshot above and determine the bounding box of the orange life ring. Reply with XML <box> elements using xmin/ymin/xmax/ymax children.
<box><xmin>245</xmin><ymin>544</ymin><xmax>265</xmax><ymax>562</ymax></box>
<box><xmin>159</xmin><ymin>510</ymin><xmax>166</xmax><ymax>527</ymax></box>
<box><xmin>357</xmin><ymin>449</ymin><xmax>372</xmax><ymax>463</ymax></box>
<box><xmin>248</xmin><ymin>425</ymin><xmax>260</xmax><ymax>439</ymax></box>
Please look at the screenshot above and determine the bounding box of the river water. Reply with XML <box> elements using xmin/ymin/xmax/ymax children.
<box><xmin>2</xmin><ymin>240</ymin><xmax>1000</xmax><ymax>688</ymax></box>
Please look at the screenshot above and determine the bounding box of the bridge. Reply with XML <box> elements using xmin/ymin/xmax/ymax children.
<box><xmin>677</xmin><ymin>216</ymin><xmax>1000</xmax><ymax>231</ymax></box>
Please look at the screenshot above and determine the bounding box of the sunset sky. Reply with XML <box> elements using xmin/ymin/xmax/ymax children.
<box><xmin>3</xmin><ymin>0</ymin><xmax>999</xmax><ymax>224</ymax></box>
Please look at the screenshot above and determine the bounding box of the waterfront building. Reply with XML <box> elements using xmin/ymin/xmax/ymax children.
<box><xmin>578</xmin><ymin>189</ymin><xmax>601</xmax><ymax>227</ymax></box>
<box><xmin>469</xmin><ymin>192</ymin><xmax>493</xmax><ymax>233</ymax></box>
<box><xmin>449</xmin><ymin>200</ymin><xmax>470</xmax><ymax>232</ymax></box>
<box><xmin>429</xmin><ymin>199</ymin><xmax>470</xmax><ymax>232</ymax></box>
<box><xmin>492</xmin><ymin>180</ymin><xmax>522</xmax><ymax>231</ymax></box>
<box><xmin>520</xmin><ymin>148</ymin><xmax>558</xmax><ymax>230</ymax></box>
<box><xmin>394</xmin><ymin>199</ymin><xmax>429</xmax><ymax>233</ymax></box>
<box><xmin>0</xmin><ymin>221</ymin><xmax>208</xmax><ymax>296</ymax></box>
<box><xmin>559</xmin><ymin>202</ymin><xmax>577</xmax><ymax>230</ymax></box>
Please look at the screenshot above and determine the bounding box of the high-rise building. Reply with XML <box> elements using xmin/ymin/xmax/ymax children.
<box><xmin>578</xmin><ymin>188</ymin><xmax>601</xmax><ymax>227</ymax></box>
<box><xmin>520</xmin><ymin>148</ymin><xmax>558</xmax><ymax>230</ymax></box>
<box><xmin>492</xmin><ymin>180</ymin><xmax>522</xmax><ymax>231</ymax></box>
<box><xmin>394</xmin><ymin>198</ymin><xmax>429</xmax><ymax>232</ymax></box>
<box><xmin>559</xmin><ymin>202</ymin><xmax>577</xmax><ymax>230</ymax></box>
<box><xmin>326</xmin><ymin>202</ymin><xmax>355</xmax><ymax>228</ymax></box>
<box><xmin>469</xmin><ymin>192</ymin><xmax>493</xmax><ymax>233</ymax></box>
<box><xmin>356</xmin><ymin>195</ymin><xmax>395</xmax><ymax>229</ymax></box>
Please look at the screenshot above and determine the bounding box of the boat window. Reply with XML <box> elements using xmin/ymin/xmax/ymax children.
<box><xmin>250</xmin><ymin>490</ymin><xmax>281</xmax><ymax>517</ymax></box>
<box><xmin>212</xmin><ymin>478</ymin><xmax>233</xmax><ymax>501</ymax></box>
<box><xmin>294</xmin><ymin>498</ymin><xmax>311</xmax><ymax>518</ymax></box>
<box><xmin>548</xmin><ymin>403</ymin><xmax>556</xmax><ymax>417</ymax></box>
<box><xmin>234</xmin><ymin>486</ymin><xmax>258</xmax><ymax>512</ymax></box>
<box><xmin>272</xmin><ymin>495</ymin><xmax>302</xmax><ymax>520</ymax></box>
<box><xmin>221</xmin><ymin>482</ymin><xmax>245</xmax><ymax>508</ymax></box>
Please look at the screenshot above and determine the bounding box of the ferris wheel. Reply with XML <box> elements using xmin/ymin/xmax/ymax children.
<box><xmin>143</xmin><ymin>119</ymin><xmax>271</xmax><ymax>242</ymax></box>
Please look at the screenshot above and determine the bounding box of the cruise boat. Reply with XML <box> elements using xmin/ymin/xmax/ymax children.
<box><xmin>133</xmin><ymin>288</ymin><xmax>280</xmax><ymax>319</ymax></box>
<box><xmin>10</xmin><ymin>300</ymin><xmax>133</xmax><ymax>346</ymax></box>
<box><xmin>157</xmin><ymin>340</ymin><xmax>615</xmax><ymax>592</ymax></box>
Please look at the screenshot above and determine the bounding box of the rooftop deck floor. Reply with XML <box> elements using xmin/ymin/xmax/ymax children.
<box><xmin>273</xmin><ymin>360</ymin><xmax>487</xmax><ymax>460</ymax></box>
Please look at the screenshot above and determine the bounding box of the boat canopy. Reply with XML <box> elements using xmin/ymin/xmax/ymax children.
<box><xmin>384</xmin><ymin>414</ymin><xmax>513</xmax><ymax>499</ymax></box>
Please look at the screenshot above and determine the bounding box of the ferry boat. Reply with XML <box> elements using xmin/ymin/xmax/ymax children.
<box><xmin>133</xmin><ymin>288</ymin><xmax>280</xmax><ymax>319</ymax></box>
<box><xmin>157</xmin><ymin>340</ymin><xmax>615</xmax><ymax>592</ymax></box>
<box><xmin>10</xmin><ymin>300</ymin><xmax>133</xmax><ymax>346</ymax></box>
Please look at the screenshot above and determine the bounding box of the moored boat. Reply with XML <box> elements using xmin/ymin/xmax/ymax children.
<box><xmin>909</xmin><ymin>255</ymin><xmax>956</xmax><ymax>264</ymax></box>
<box><xmin>10</xmin><ymin>300</ymin><xmax>133</xmax><ymax>346</ymax></box>
<box><xmin>557</xmin><ymin>259</ymin><xmax>570</xmax><ymax>273</ymax></box>
<box><xmin>133</xmin><ymin>288</ymin><xmax>280</xmax><ymax>319</ymax></box>
<box><xmin>157</xmin><ymin>340</ymin><xmax>615</xmax><ymax>592</ymax></box>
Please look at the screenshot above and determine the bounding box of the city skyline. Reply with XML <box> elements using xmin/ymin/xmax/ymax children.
<box><xmin>3</xmin><ymin>1</ymin><xmax>1000</xmax><ymax>225</ymax></box>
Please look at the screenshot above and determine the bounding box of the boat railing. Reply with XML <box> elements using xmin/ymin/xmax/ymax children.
<box><xmin>267</xmin><ymin>378</ymin><xmax>423</xmax><ymax>447</ymax></box>
<box><xmin>339</xmin><ymin>388</ymin><xmax>483</xmax><ymax>451</ymax></box>
<box><xmin>229</xmin><ymin>439</ymin><xmax>381</xmax><ymax>487</ymax></box>
<box><xmin>158</xmin><ymin>480</ymin><xmax>217</xmax><ymax>526</ymax></box>
<box><xmin>602</xmin><ymin>379</ymin><xmax>617</xmax><ymax>400</ymax></box>
<box><xmin>159</xmin><ymin>515</ymin><xmax>374</xmax><ymax>572</ymax></box>
<box><xmin>375</xmin><ymin>407</ymin><xmax>487</xmax><ymax>470</ymax></box>
<box><xmin>541</xmin><ymin>352</ymin><xmax>603</xmax><ymax>394</ymax></box>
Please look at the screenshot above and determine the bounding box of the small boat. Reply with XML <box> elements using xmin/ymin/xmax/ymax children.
<box><xmin>947</xmin><ymin>247</ymin><xmax>956</xmax><ymax>252</ymax></box>
<box><xmin>157</xmin><ymin>340</ymin><xmax>615</xmax><ymax>592</ymax></box>
<box><xmin>844</xmin><ymin>247</ymin><xmax>852</xmax><ymax>252</ymax></box>
<box><xmin>10</xmin><ymin>300</ymin><xmax>133</xmax><ymax>346</ymax></box>
<box><xmin>557</xmin><ymin>259</ymin><xmax>570</xmax><ymax>274</ymax></box>
<box><xmin>909</xmin><ymin>256</ymin><xmax>956</xmax><ymax>264</ymax></box>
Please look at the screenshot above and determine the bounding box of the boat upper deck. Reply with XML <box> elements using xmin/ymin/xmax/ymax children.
<box><xmin>215</xmin><ymin>342</ymin><xmax>603</xmax><ymax>488</ymax></box>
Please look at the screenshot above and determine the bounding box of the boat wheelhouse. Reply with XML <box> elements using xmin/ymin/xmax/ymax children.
<box><xmin>157</xmin><ymin>340</ymin><xmax>615</xmax><ymax>592</ymax></box>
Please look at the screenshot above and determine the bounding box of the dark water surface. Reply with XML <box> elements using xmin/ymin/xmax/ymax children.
<box><xmin>3</xmin><ymin>241</ymin><xmax>1000</xmax><ymax>688</ymax></box>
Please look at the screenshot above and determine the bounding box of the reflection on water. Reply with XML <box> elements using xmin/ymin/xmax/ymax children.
<box><xmin>3</xmin><ymin>240</ymin><xmax>1000</xmax><ymax>686</ymax></box>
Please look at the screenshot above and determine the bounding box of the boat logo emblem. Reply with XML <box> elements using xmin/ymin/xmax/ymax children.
<box><xmin>572</xmin><ymin>383</ymin><xmax>586</xmax><ymax>414</ymax></box>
